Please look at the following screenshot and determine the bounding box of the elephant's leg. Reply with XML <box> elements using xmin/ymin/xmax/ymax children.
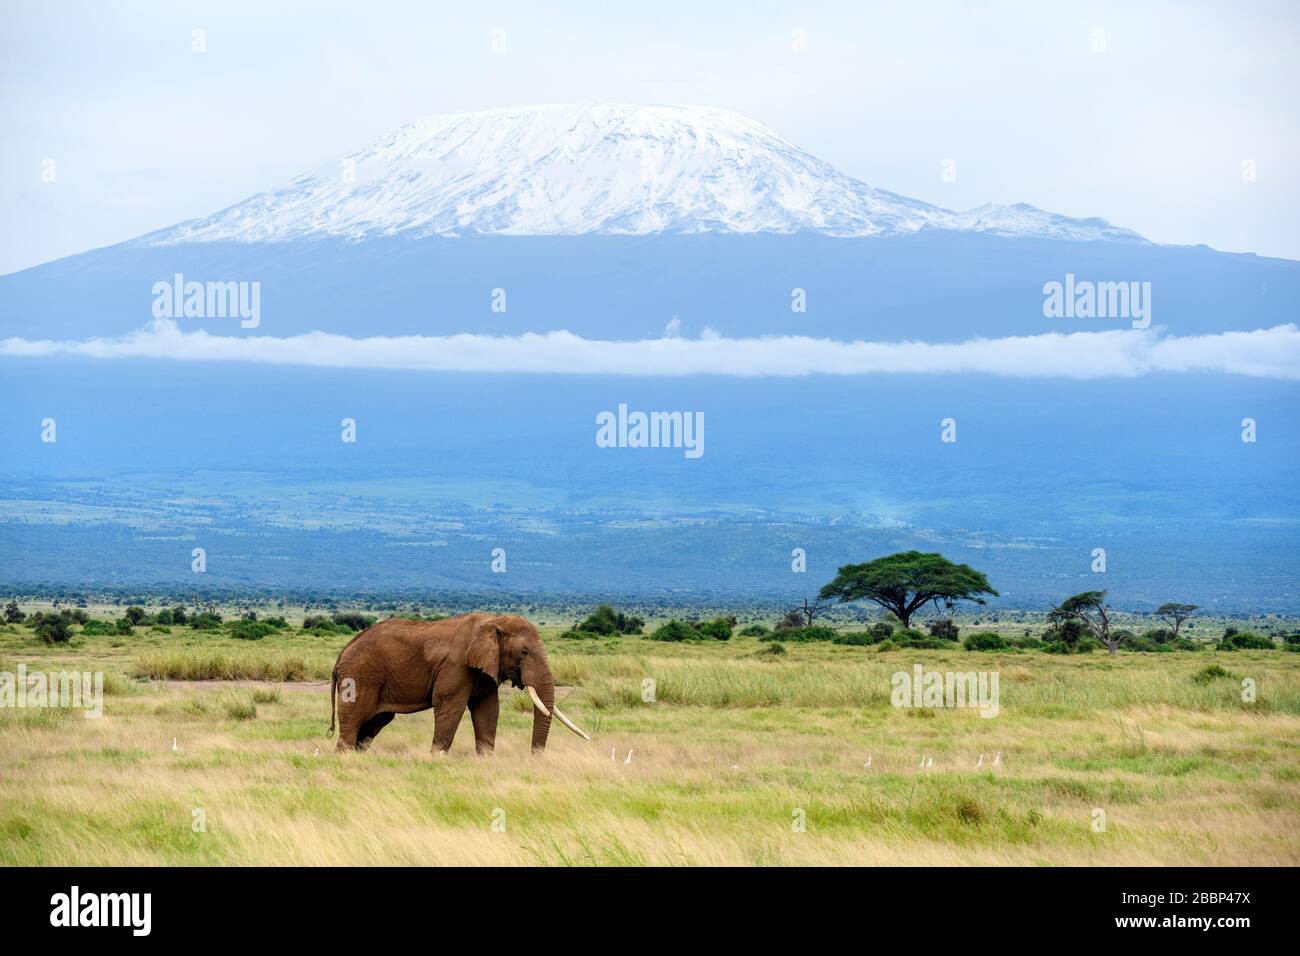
<box><xmin>431</xmin><ymin>688</ymin><xmax>472</xmax><ymax>755</ymax></box>
<box><xmin>469</xmin><ymin>691</ymin><xmax>500</xmax><ymax>755</ymax></box>
<box><xmin>356</xmin><ymin>711</ymin><xmax>395</xmax><ymax>751</ymax></box>
<box><xmin>335</xmin><ymin>681</ymin><xmax>378</xmax><ymax>753</ymax></box>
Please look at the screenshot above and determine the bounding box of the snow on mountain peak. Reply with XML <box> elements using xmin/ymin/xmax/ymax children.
<box><xmin>147</xmin><ymin>104</ymin><xmax>1145</xmax><ymax>244</ymax></box>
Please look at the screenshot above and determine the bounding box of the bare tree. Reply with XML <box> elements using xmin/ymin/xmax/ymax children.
<box><xmin>1049</xmin><ymin>590</ymin><xmax>1122</xmax><ymax>655</ymax></box>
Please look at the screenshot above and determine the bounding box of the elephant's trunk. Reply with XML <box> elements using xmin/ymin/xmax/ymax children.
<box><xmin>528</xmin><ymin>666</ymin><xmax>555</xmax><ymax>753</ymax></box>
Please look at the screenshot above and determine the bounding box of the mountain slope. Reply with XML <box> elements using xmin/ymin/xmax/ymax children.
<box><xmin>139</xmin><ymin>104</ymin><xmax>1145</xmax><ymax>245</ymax></box>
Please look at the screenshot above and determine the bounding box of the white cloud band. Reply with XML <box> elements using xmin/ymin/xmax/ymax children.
<box><xmin>2</xmin><ymin>319</ymin><xmax>1298</xmax><ymax>379</ymax></box>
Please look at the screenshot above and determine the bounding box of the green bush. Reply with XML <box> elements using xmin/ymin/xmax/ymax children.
<box><xmin>696</xmin><ymin>618</ymin><xmax>733</xmax><ymax>641</ymax></box>
<box><xmin>1192</xmin><ymin>664</ymin><xmax>1234</xmax><ymax>684</ymax></box>
<box><xmin>832</xmin><ymin>632</ymin><xmax>873</xmax><ymax>646</ymax></box>
<box><xmin>927</xmin><ymin>619</ymin><xmax>960</xmax><ymax>641</ymax></box>
<box><xmin>33</xmin><ymin>614</ymin><xmax>72</xmax><ymax>644</ymax></box>
<box><xmin>963</xmin><ymin>632</ymin><xmax>1007</xmax><ymax>651</ymax></box>
<box><xmin>190</xmin><ymin>612</ymin><xmax>222</xmax><ymax>630</ymax></box>
<box><xmin>80</xmin><ymin>619</ymin><xmax>116</xmax><ymax>636</ymax></box>
<box><xmin>575</xmin><ymin>604</ymin><xmax>644</xmax><ymax>636</ymax></box>
<box><xmin>764</xmin><ymin>625</ymin><xmax>836</xmax><ymax>643</ymax></box>
<box><xmin>756</xmin><ymin>642</ymin><xmax>787</xmax><ymax>656</ymax></box>
<box><xmin>1007</xmin><ymin>636</ymin><xmax>1045</xmax><ymax>649</ymax></box>
<box><xmin>331</xmin><ymin>612</ymin><xmax>377</xmax><ymax>632</ymax></box>
<box><xmin>871</xmin><ymin>622</ymin><xmax>894</xmax><ymax>640</ymax></box>
<box><xmin>876</xmin><ymin>640</ymin><xmax>898</xmax><ymax>652</ymax></box>
<box><xmin>738</xmin><ymin>624</ymin><xmax>770</xmax><ymax>637</ymax></box>
<box><xmin>1123</xmin><ymin>633</ymin><xmax>1162</xmax><ymax>653</ymax></box>
<box><xmin>558</xmin><ymin>629</ymin><xmax>601</xmax><ymax>640</ymax></box>
<box><xmin>649</xmin><ymin>619</ymin><xmax>697</xmax><ymax>642</ymax></box>
<box><xmin>123</xmin><ymin>606</ymin><xmax>147</xmax><ymax>625</ymax></box>
<box><xmin>1224</xmin><ymin>632</ymin><xmax>1274</xmax><ymax>650</ymax></box>
<box><xmin>229</xmin><ymin>620</ymin><xmax>276</xmax><ymax>641</ymax></box>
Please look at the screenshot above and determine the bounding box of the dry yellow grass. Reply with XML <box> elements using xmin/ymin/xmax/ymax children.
<box><xmin>1</xmin><ymin>633</ymin><xmax>1298</xmax><ymax>865</ymax></box>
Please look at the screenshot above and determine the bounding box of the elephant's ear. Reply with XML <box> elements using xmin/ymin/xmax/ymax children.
<box><xmin>466</xmin><ymin>617</ymin><xmax>502</xmax><ymax>683</ymax></box>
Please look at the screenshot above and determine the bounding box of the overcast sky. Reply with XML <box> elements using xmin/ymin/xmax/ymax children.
<box><xmin>2</xmin><ymin>0</ymin><xmax>1297</xmax><ymax>274</ymax></box>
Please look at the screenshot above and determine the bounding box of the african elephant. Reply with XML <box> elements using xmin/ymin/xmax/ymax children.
<box><xmin>328</xmin><ymin>613</ymin><xmax>590</xmax><ymax>754</ymax></box>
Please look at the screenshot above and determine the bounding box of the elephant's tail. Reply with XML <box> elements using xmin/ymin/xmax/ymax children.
<box><xmin>328</xmin><ymin>667</ymin><xmax>338</xmax><ymax>737</ymax></box>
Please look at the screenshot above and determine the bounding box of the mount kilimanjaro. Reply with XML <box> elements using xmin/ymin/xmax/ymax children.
<box><xmin>141</xmin><ymin>104</ymin><xmax>1144</xmax><ymax>245</ymax></box>
<box><xmin>0</xmin><ymin>104</ymin><xmax>1295</xmax><ymax>342</ymax></box>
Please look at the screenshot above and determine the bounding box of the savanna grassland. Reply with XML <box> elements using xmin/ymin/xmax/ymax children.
<box><xmin>1</xmin><ymin>618</ymin><xmax>1298</xmax><ymax>866</ymax></box>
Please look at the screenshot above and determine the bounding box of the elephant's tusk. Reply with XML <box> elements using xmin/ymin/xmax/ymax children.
<box><xmin>525</xmin><ymin>685</ymin><xmax>550</xmax><ymax>717</ymax></box>
<box><xmin>551</xmin><ymin>705</ymin><xmax>592</xmax><ymax>741</ymax></box>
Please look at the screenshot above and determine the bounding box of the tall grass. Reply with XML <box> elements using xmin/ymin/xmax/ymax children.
<box><xmin>131</xmin><ymin>649</ymin><xmax>333</xmax><ymax>681</ymax></box>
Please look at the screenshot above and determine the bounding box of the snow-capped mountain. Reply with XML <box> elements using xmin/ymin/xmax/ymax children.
<box><xmin>144</xmin><ymin>104</ymin><xmax>1144</xmax><ymax>244</ymax></box>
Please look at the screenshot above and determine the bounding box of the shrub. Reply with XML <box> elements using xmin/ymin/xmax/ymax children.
<box><xmin>114</xmin><ymin>618</ymin><xmax>134</xmax><ymax>636</ymax></box>
<box><xmin>766</xmin><ymin>625</ymin><xmax>836</xmax><ymax>643</ymax></box>
<box><xmin>169</xmin><ymin>606</ymin><xmax>188</xmax><ymax>625</ymax></box>
<box><xmin>1192</xmin><ymin>664</ymin><xmax>1233</xmax><ymax>684</ymax></box>
<box><xmin>229</xmin><ymin>620</ymin><xmax>276</xmax><ymax>641</ymax></box>
<box><xmin>331</xmin><ymin>612</ymin><xmax>376</xmax><ymax>632</ymax></box>
<box><xmin>1224</xmin><ymin>632</ymin><xmax>1273</xmax><ymax>650</ymax></box>
<box><xmin>190</xmin><ymin>612</ymin><xmax>222</xmax><ymax>630</ymax></box>
<box><xmin>302</xmin><ymin>615</ymin><xmax>339</xmax><ymax>632</ymax></box>
<box><xmin>928</xmin><ymin>619</ymin><xmax>960</xmax><ymax>641</ymax></box>
<box><xmin>1167</xmin><ymin>637</ymin><xmax>1200</xmax><ymax>651</ymax></box>
<box><xmin>833</xmin><ymin>632</ymin><xmax>874</xmax><ymax>646</ymax></box>
<box><xmin>1045</xmin><ymin>639</ymin><xmax>1097</xmax><ymax>655</ymax></box>
<box><xmin>1142</xmin><ymin>628</ymin><xmax>1176</xmax><ymax>644</ymax></box>
<box><xmin>649</xmin><ymin>620</ymin><xmax>697</xmax><ymax>642</ymax></box>
<box><xmin>756</xmin><ymin>642</ymin><xmax>787</xmax><ymax>656</ymax></box>
<box><xmin>81</xmin><ymin>619</ymin><xmax>116</xmax><ymax>636</ymax></box>
<box><xmin>557</xmin><ymin>629</ymin><xmax>600</xmax><ymax>640</ymax></box>
<box><xmin>262</xmin><ymin>615</ymin><xmax>289</xmax><ymax>629</ymax></box>
<box><xmin>124</xmin><ymin>606</ymin><xmax>147</xmax><ymax>625</ymax></box>
<box><xmin>963</xmin><ymin>632</ymin><xmax>1007</xmax><ymax>651</ymax></box>
<box><xmin>1123</xmin><ymin>633</ymin><xmax>1161</xmax><ymax>653</ymax></box>
<box><xmin>575</xmin><ymin>604</ymin><xmax>644</xmax><ymax>635</ymax></box>
<box><xmin>34</xmin><ymin>615</ymin><xmax>72</xmax><ymax>644</ymax></box>
<box><xmin>2</xmin><ymin>600</ymin><xmax>23</xmax><ymax>624</ymax></box>
<box><xmin>696</xmin><ymin>618</ymin><xmax>733</xmax><ymax>641</ymax></box>
<box><xmin>876</xmin><ymin>640</ymin><xmax>898</xmax><ymax>652</ymax></box>
<box><xmin>1007</xmin><ymin>636</ymin><xmax>1044</xmax><ymax>649</ymax></box>
<box><xmin>870</xmin><ymin>622</ymin><xmax>894</xmax><ymax>640</ymax></box>
<box><xmin>1042</xmin><ymin>619</ymin><xmax>1087</xmax><ymax>647</ymax></box>
<box><xmin>738</xmin><ymin>624</ymin><xmax>770</xmax><ymax>637</ymax></box>
<box><xmin>154</xmin><ymin>609</ymin><xmax>173</xmax><ymax>626</ymax></box>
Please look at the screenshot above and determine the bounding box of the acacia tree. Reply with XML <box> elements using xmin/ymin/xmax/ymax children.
<box><xmin>1049</xmin><ymin>590</ymin><xmax>1122</xmax><ymax>655</ymax></box>
<box><xmin>790</xmin><ymin>596</ymin><xmax>830</xmax><ymax>628</ymax></box>
<box><xmin>818</xmin><ymin>551</ymin><xmax>997</xmax><ymax>628</ymax></box>
<box><xmin>1154</xmin><ymin>602</ymin><xmax>1198</xmax><ymax>639</ymax></box>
